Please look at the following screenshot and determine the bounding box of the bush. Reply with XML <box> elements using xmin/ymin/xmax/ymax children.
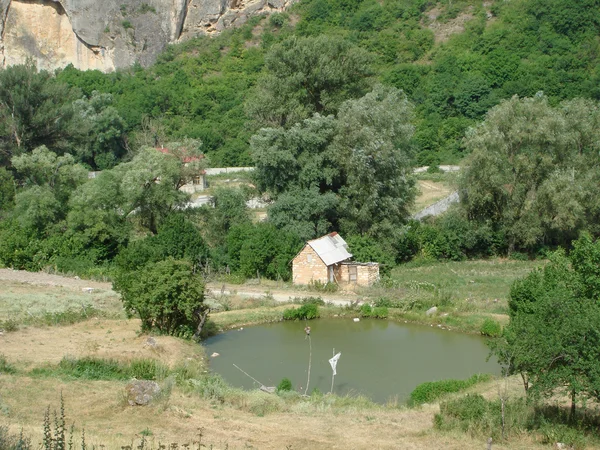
<box><xmin>283</xmin><ymin>303</ymin><xmax>319</xmax><ymax>320</ymax></box>
<box><xmin>0</xmin><ymin>354</ymin><xmax>16</xmax><ymax>374</ymax></box>
<box><xmin>371</xmin><ymin>306</ymin><xmax>389</xmax><ymax>319</ymax></box>
<box><xmin>308</xmin><ymin>280</ymin><xmax>338</xmax><ymax>293</ymax></box>
<box><xmin>0</xmin><ymin>318</ymin><xmax>18</xmax><ymax>332</ymax></box>
<box><xmin>373</xmin><ymin>297</ymin><xmax>400</xmax><ymax>308</ymax></box>
<box><xmin>277</xmin><ymin>377</ymin><xmax>293</xmax><ymax>392</ymax></box>
<box><xmin>409</xmin><ymin>374</ymin><xmax>492</xmax><ymax>406</ymax></box>
<box><xmin>269</xmin><ymin>13</ymin><xmax>287</xmax><ymax>28</ymax></box>
<box><xmin>480</xmin><ymin>318</ymin><xmax>502</xmax><ymax>337</ymax></box>
<box><xmin>113</xmin><ymin>258</ymin><xmax>208</xmax><ymax>339</ymax></box>
<box><xmin>435</xmin><ymin>394</ymin><xmax>531</xmax><ymax>440</ymax></box>
<box><xmin>297</xmin><ymin>296</ymin><xmax>325</xmax><ymax>305</ymax></box>
<box><xmin>359</xmin><ymin>303</ymin><xmax>389</xmax><ymax>318</ymax></box>
<box><xmin>33</xmin><ymin>357</ymin><xmax>169</xmax><ymax>381</ymax></box>
<box><xmin>0</xmin><ymin>426</ymin><xmax>31</xmax><ymax>450</ymax></box>
<box><xmin>360</xmin><ymin>303</ymin><xmax>372</xmax><ymax>317</ymax></box>
<box><xmin>539</xmin><ymin>423</ymin><xmax>586</xmax><ymax>449</ymax></box>
<box><xmin>228</xmin><ymin>223</ymin><xmax>302</xmax><ymax>281</ymax></box>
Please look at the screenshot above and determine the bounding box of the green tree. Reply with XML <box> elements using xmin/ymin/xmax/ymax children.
<box><xmin>267</xmin><ymin>188</ymin><xmax>338</xmax><ymax>241</ymax></box>
<box><xmin>117</xmin><ymin>147</ymin><xmax>189</xmax><ymax>233</ymax></box>
<box><xmin>252</xmin><ymin>85</ymin><xmax>416</xmax><ymax>242</ymax></box>
<box><xmin>72</xmin><ymin>91</ymin><xmax>126</xmax><ymax>169</ymax></box>
<box><xmin>247</xmin><ymin>35</ymin><xmax>373</xmax><ymax>127</ymax></box>
<box><xmin>207</xmin><ymin>186</ymin><xmax>251</xmax><ymax>243</ymax></box>
<box><xmin>334</xmin><ymin>85</ymin><xmax>416</xmax><ymax>238</ymax></box>
<box><xmin>0</xmin><ymin>167</ymin><xmax>15</xmax><ymax>211</ymax></box>
<box><xmin>460</xmin><ymin>94</ymin><xmax>600</xmax><ymax>252</ymax></box>
<box><xmin>12</xmin><ymin>146</ymin><xmax>88</xmax><ymax>204</ymax></box>
<box><xmin>226</xmin><ymin>223</ymin><xmax>302</xmax><ymax>280</ymax></box>
<box><xmin>11</xmin><ymin>146</ymin><xmax>87</xmax><ymax>233</ymax></box>
<box><xmin>115</xmin><ymin>213</ymin><xmax>209</xmax><ymax>272</ymax></box>
<box><xmin>251</xmin><ymin>113</ymin><xmax>339</xmax><ymax>195</ymax></box>
<box><xmin>67</xmin><ymin>169</ymin><xmax>130</xmax><ymax>260</ymax></box>
<box><xmin>0</xmin><ymin>62</ymin><xmax>79</xmax><ymax>165</ymax></box>
<box><xmin>492</xmin><ymin>237</ymin><xmax>600</xmax><ymax>416</ymax></box>
<box><xmin>113</xmin><ymin>258</ymin><xmax>209</xmax><ymax>339</ymax></box>
<box><xmin>12</xmin><ymin>185</ymin><xmax>61</xmax><ymax>233</ymax></box>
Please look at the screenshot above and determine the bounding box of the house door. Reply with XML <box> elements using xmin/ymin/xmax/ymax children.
<box><xmin>328</xmin><ymin>266</ymin><xmax>334</xmax><ymax>283</ymax></box>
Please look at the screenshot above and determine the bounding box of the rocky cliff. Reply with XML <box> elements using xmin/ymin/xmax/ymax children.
<box><xmin>0</xmin><ymin>0</ymin><xmax>294</xmax><ymax>72</ymax></box>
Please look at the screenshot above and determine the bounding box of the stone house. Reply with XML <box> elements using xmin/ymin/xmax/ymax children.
<box><xmin>292</xmin><ymin>232</ymin><xmax>380</xmax><ymax>287</ymax></box>
<box><xmin>156</xmin><ymin>147</ymin><xmax>207</xmax><ymax>193</ymax></box>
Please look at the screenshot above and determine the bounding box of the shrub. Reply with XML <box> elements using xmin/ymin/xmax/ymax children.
<box><xmin>539</xmin><ymin>423</ymin><xmax>586</xmax><ymax>449</ymax></box>
<box><xmin>269</xmin><ymin>13</ymin><xmax>287</xmax><ymax>28</ymax></box>
<box><xmin>0</xmin><ymin>319</ymin><xmax>18</xmax><ymax>332</ymax></box>
<box><xmin>409</xmin><ymin>374</ymin><xmax>492</xmax><ymax>406</ymax></box>
<box><xmin>33</xmin><ymin>357</ymin><xmax>169</xmax><ymax>381</ymax></box>
<box><xmin>277</xmin><ymin>377</ymin><xmax>293</xmax><ymax>392</ymax></box>
<box><xmin>360</xmin><ymin>303</ymin><xmax>388</xmax><ymax>318</ymax></box>
<box><xmin>480</xmin><ymin>318</ymin><xmax>502</xmax><ymax>337</ymax></box>
<box><xmin>292</xmin><ymin>296</ymin><xmax>325</xmax><ymax>305</ymax></box>
<box><xmin>360</xmin><ymin>303</ymin><xmax>372</xmax><ymax>317</ymax></box>
<box><xmin>139</xmin><ymin>3</ymin><xmax>156</xmax><ymax>14</ymax></box>
<box><xmin>308</xmin><ymin>280</ymin><xmax>338</xmax><ymax>293</ymax></box>
<box><xmin>435</xmin><ymin>394</ymin><xmax>531</xmax><ymax>440</ymax></box>
<box><xmin>371</xmin><ymin>306</ymin><xmax>389</xmax><ymax>319</ymax></box>
<box><xmin>283</xmin><ymin>303</ymin><xmax>319</xmax><ymax>320</ymax></box>
<box><xmin>0</xmin><ymin>354</ymin><xmax>16</xmax><ymax>374</ymax></box>
<box><xmin>0</xmin><ymin>426</ymin><xmax>31</xmax><ymax>450</ymax></box>
<box><xmin>113</xmin><ymin>258</ymin><xmax>208</xmax><ymax>339</ymax></box>
<box><xmin>57</xmin><ymin>357</ymin><xmax>124</xmax><ymax>380</ymax></box>
<box><xmin>122</xmin><ymin>20</ymin><xmax>133</xmax><ymax>29</ymax></box>
<box><xmin>373</xmin><ymin>297</ymin><xmax>400</xmax><ymax>308</ymax></box>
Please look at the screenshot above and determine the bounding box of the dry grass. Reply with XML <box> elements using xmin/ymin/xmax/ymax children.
<box><xmin>413</xmin><ymin>179</ymin><xmax>453</xmax><ymax>213</ymax></box>
<box><xmin>0</xmin><ymin>280</ymin><xmax>123</xmax><ymax>324</ymax></box>
<box><xmin>0</xmin><ymin>318</ymin><xmax>204</xmax><ymax>369</ymax></box>
<box><xmin>0</xmin><ymin>374</ymin><xmax>548</xmax><ymax>449</ymax></box>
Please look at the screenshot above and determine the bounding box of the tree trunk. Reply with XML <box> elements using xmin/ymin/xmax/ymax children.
<box><xmin>520</xmin><ymin>372</ymin><xmax>529</xmax><ymax>393</ymax></box>
<box><xmin>193</xmin><ymin>309</ymin><xmax>210</xmax><ymax>341</ymax></box>
<box><xmin>571</xmin><ymin>388</ymin><xmax>576</xmax><ymax>418</ymax></box>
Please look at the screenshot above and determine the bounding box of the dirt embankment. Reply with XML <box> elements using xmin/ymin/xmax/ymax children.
<box><xmin>0</xmin><ymin>268</ymin><xmax>113</xmax><ymax>291</ymax></box>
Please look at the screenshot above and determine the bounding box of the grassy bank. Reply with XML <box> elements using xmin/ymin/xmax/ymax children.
<box><xmin>206</xmin><ymin>258</ymin><xmax>542</xmax><ymax>335</ymax></box>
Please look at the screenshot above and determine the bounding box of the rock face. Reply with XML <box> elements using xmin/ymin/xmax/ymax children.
<box><xmin>125</xmin><ymin>379</ymin><xmax>161</xmax><ymax>406</ymax></box>
<box><xmin>0</xmin><ymin>0</ymin><xmax>296</xmax><ymax>72</ymax></box>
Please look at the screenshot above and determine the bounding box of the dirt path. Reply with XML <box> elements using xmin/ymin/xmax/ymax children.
<box><xmin>0</xmin><ymin>268</ymin><xmax>113</xmax><ymax>291</ymax></box>
<box><xmin>0</xmin><ymin>269</ymin><xmax>361</xmax><ymax>306</ymax></box>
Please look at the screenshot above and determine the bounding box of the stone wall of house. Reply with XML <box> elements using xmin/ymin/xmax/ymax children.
<box><xmin>337</xmin><ymin>263</ymin><xmax>379</xmax><ymax>287</ymax></box>
<box><xmin>292</xmin><ymin>245</ymin><xmax>328</xmax><ymax>285</ymax></box>
<box><xmin>356</xmin><ymin>263</ymin><xmax>379</xmax><ymax>286</ymax></box>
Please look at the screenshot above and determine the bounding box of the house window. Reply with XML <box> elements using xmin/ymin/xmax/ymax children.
<box><xmin>307</xmin><ymin>254</ymin><xmax>313</xmax><ymax>263</ymax></box>
<box><xmin>193</xmin><ymin>175</ymin><xmax>202</xmax><ymax>185</ymax></box>
<box><xmin>349</xmin><ymin>265</ymin><xmax>357</xmax><ymax>282</ymax></box>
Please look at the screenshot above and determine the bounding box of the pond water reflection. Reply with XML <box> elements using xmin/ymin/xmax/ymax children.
<box><xmin>203</xmin><ymin>318</ymin><xmax>499</xmax><ymax>403</ymax></box>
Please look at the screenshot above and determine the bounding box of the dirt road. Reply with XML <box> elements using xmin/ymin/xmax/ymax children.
<box><xmin>0</xmin><ymin>269</ymin><xmax>361</xmax><ymax>306</ymax></box>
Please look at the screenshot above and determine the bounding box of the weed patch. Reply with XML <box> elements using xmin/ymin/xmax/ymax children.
<box><xmin>409</xmin><ymin>374</ymin><xmax>492</xmax><ymax>406</ymax></box>
<box><xmin>30</xmin><ymin>357</ymin><xmax>169</xmax><ymax>381</ymax></box>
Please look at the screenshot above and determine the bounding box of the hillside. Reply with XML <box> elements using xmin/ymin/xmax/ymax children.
<box><xmin>52</xmin><ymin>0</ymin><xmax>600</xmax><ymax>166</ymax></box>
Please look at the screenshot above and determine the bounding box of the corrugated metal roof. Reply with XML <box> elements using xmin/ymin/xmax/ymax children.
<box><xmin>307</xmin><ymin>232</ymin><xmax>352</xmax><ymax>266</ymax></box>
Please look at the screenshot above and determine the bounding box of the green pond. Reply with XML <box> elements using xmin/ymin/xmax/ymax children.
<box><xmin>203</xmin><ymin>318</ymin><xmax>500</xmax><ymax>403</ymax></box>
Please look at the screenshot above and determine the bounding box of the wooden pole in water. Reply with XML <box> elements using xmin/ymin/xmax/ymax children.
<box><xmin>330</xmin><ymin>348</ymin><xmax>335</xmax><ymax>394</ymax></box>
<box><xmin>304</xmin><ymin>334</ymin><xmax>312</xmax><ymax>396</ymax></box>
